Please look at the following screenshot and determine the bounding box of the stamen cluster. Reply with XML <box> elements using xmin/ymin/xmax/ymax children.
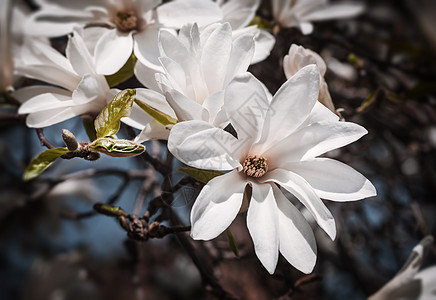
<box><xmin>242</xmin><ymin>155</ymin><xmax>268</xmax><ymax>178</ymax></box>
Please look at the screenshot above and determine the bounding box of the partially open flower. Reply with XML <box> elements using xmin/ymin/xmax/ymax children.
<box><xmin>284</xmin><ymin>44</ymin><xmax>336</xmax><ymax>113</ymax></box>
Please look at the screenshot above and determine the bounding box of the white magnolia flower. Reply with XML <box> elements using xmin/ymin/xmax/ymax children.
<box><xmin>0</xmin><ymin>0</ymin><xmax>14</xmax><ymax>93</ymax></box>
<box><xmin>168</xmin><ymin>65</ymin><xmax>376</xmax><ymax>274</ymax></box>
<box><xmin>369</xmin><ymin>236</ymin><xmax>436</xmax><ymax>300</ymax></box>
<box><xmin>16</xmin><ymin>30</ymin><xmax>117</xmax><ymax>127</ymax></box>
<box><xmin>156</xmin><ymin>0</ymin><xmax>275</xmax><ymax>64</ymax></box>
<box><xmin>272</xmin><ymin>0</ymin><xmax>364</xmax><ymax>34</ymax></box>
<box><xmin>127</xmin><ymin>22</ymin><xmax>256</xmax><ymax>142</ymax></box>
<box><xmin>24</xmin><ymin>0</ymin><xmax>222</xmax><ymax>74</ymax></box>
<box><xmin>284</xmin><ymin>44</ymin><xmax>336</xmax><ymax>113</ymax></box>
<box><xmin>24</xmin><ymin>0</ymin><xmax>164</xmax><ymax>74</ymax></box>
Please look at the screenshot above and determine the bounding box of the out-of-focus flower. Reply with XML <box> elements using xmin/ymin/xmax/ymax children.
<box><xmin>284</xmin><ymin>44</ymin><xmax>336</xmax><ymax>113</ymax></box>
<box><xmin>127</xmin><ymin>22</ymin><xmax>256</xmax><ymax>142</ymax></box>
<box><xmin>369</xmin><ymin>236</ymin><xmax>436</xmax><ymax>300</ymax></box>
<box><xmin>168</xmin><ymin>65</ymin><xmax>376</xmax><ymax>274</ymax></box>
<box><xmin>156</xmin><ymin>0</ymin><xmax>275</xmax><ymax>64</ymax></box>
<box><xmin>16</xmin><ymin>30</ymin><xmax>117</xmax><ymax>127</ymax></box>
<box><xmin>272</xmin><ymin>0</ymin><xmax>364</xmax><ymax>34</ymax></box>
<box><xmin>0</xmin><ymin>0</ymin><xmax>14</xmax><ymax>93</ymax></box>
<box><xmin>25</xmin><ymin>0</ymin><xmax>163</xmax><ymax>74</ymax></box>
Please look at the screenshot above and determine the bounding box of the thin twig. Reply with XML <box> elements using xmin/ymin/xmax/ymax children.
<box><xmin>35</xmin><ymin>128</ymin><xmax>55</xmax><ymax>149</ymax></box>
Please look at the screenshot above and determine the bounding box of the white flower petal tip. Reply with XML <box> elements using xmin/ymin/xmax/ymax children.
<box><xmin>190</xmin><ymin>170</ymin><xmax>246</xmax><ymax>240</ymax></box>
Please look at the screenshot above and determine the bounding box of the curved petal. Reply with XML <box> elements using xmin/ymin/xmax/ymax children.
<box><xmin>14</xmin><ymin>85</ymin><xmax>71</xmax><ymax>104</ymax></box>
<box><xmin>265</xmin><ymin>120</ymin><xmax>368</xmax><ymax>166</ymax></box>
<box><xmin>257</xmin><ymin>64</ymin><xmax>320</xmax><ymax>148</ymax></box>
<box><xmin>262</xmin><ymin>168</ymin><xmax>336</xmax><ymax>240</ymax></box>
<box><xmin>303</xmin><ymin>4</ymin><xmax>364</xmax><ymax>21</ymax></box>
<box><xmin>26</xmin><ymin>107</ymin><xmax>77</xmax><ymax>127</ymax></box>
<box><xmin>133</xmin><ymin>24</ymin><xmax>163</xmax><ymax>68</ymax></box>
<box><xmin>134</xmin><ymin>61</ymin><xmax>163</xmax><ymax>92</ymax></box>
<box><xmin>201</xmin><ymin>23</ymin><xmax>233</xmax><ymax>94</ymax></box>
<box><xmin>251</xmin><ymin>29</ymin><xmax>275</xmax><ymax>64</ymax></box>
<box><xmin>168</xmin><ymin>120</ymin><xmax>242</xmax><ymax>171</ymax></box>
<box><xmin>136</xmin><ymin>88</ymin><xmax>175</xmax><ymax>118</ymax></box>
<box><xmin>66</xmin><ymin>30</ymin><xmax>95</xmax><ymax>76</ymax></box>
<box><xmin>247</xmin><ymin>182</ymin><xmax>279</xmax><ymax>274</ymax></box>
<box><xmin>18</xmin><ymin>92</ymin><xmax>74</xmax><ymax>114</ymax></box>
<box><xmin>273</xmin><ymin>185</ymin><xmax>317</xmax><ymax>274</ymax></box>
<box><xmin>221</xmin><ymin>0</ymin><xmax>260</xmax><ymax>29</ymax></box>
<box><xmin>286</xmin><ymin>158</ymin><xmax>376</xmax><ymax>201</ymax></box>
<box><xmin>15</xmin><ymin>65</ymin><xmax>80</xmax><ymax>92</ymax></box>
<box><xmin>134</xmin><ymin>120</ymin><xmax>170</xmax><ymax>142</ymax></box>
<box><xmin>224</xmin><ymin>72</ymin><xmax>268</xmax><ymax>146</ymax></box>
<box><xmin>94</xmin><ymin>29</ymin><xmax>133</xmax><ymax>75</ymax></box>
<box><xmin>157</xmin><ymin>0</ymin><xmax>222</xmax><ymax>28</ymax></box>
<box><xmin>190</xmin><ymin>169</ymin><xmax>246</xmax><ymax>240</ymax></box>
<box><xmin>202</xmin><ymin>91</ymin><xmax>225</xmax><ymax>124</ymax></box>
<box><xmin>224</xmin><ymin>33</ymin><xmax>255</xmax><ymax>86</ymax></box>
<box><xmin>162</xmin><ymin>86</ymin><xmax>208</xmax><ymax>121</ymax></box>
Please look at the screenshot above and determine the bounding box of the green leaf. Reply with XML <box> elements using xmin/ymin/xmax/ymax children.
<box><xmin>178</xmin><ymin>167</ymin><xmax>224</xmax><ymax>184</ymax></box>
<box><xmin>94</xmin><ymin>89</ymin><xmax>136</xmax><ymax>138</ymax></box>
<box><xmin>23</xmin><ymin>147</ymin><xmax>70</xmax><ymax>181</ymax></box>
<box><xmin>226</xmin><ymin>229</ymin><xmax>239</xmax><ymax>257</ymax></box>
<box><xmin>89</xmin><ymin>137</ymin><xmax>145</xmax><ymax>157</ymax></box>
<box><xmin>105</xmin><ymin>53</ymin><xmax>137</xmax><ymax>87</ymax></box>
<box><xmin>134</xmin><ymin>99</ymin><xmax>178</xmax><ymax>126</ymax></box>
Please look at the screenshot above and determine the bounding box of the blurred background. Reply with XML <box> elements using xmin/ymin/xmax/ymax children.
<box><xmin>1</xmin><ymin>0</ymin><xmax>435</xmax><ymax>299</ymax></box>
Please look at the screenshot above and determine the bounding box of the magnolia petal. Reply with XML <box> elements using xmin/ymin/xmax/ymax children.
<box><xmin>136</xmin><ymin>88</ymin><xmax>176</xmax><ymax>118</ymax></box>
<box><xmin>94</xmin><ymin>29</ymin><xmax>133</xmax><ymax>75</ymax></box>
<box><xmin>26</xmin><ymin>107</ymin><xmax>77</xmax><ymax>128</ymax></box>
<box><xmin>221</xmin><ymin>0</ymin><xmax>260</xmax><ymax>29</ymax></box>
<box><xmin>66</xmin><ymin>30</ymin><xmax>95</xmax><ymax>76</ymax></box>
<box><xmin>201</xmin><ymin>23</ymin><xmax>233</xmax><ymax>94</ymax></box>
<box><xmin>303</xmin><ymin>4</ymin><xmax>365</xmax><ymax>22</ymax></box>
<box><xmin>162</xmin><ymin>87</ymin><xmax>208</xmax><ymax>122</ymax></box>
<box><xmin>202</xmin><ymin>91</ymin><xmax>225</xmax><ymax>124</ymax></box>
<box><xmin>134</xmin><ymin>120</ymin><xmax>170</xmax><ymax>142</ymax></box>
<box><xmin>190</xmin><ymin>169</ymin><xmax>246</xmax><ymax>240</ymax></box>
<box><xmin>224</xmin><ymin>72</ymin><xmax>268</xmax><ymax>147</ymax></box>
<box><xmin>133</xmin><ymin>24</ymin><xmax>163</xmax><ymax>68</ymax></box>
<box><xmin>157</xmin><ymin>0</ymin><xmax>222</xmax><ymax>28</ymax></box>
<box><xmin>19</xmin><ymin>38</ymin><xmax>74</xmax><ymax>74</ymax></box>
<box><xmin>168</xmin><ymin>120</ymin><xmax>242</xmax><ymax>171</ymax></box>
<box><xmin>159</xmin><ymin>57</ymin><xmax>187</xmax><ymax>93</ymax></box>
<box><xmin>224</xmin><ymin>33</ymin><xmax>255</xmax><ymax>86</ymax></box>
<box><xmin>258</xmin><ymin>65</ymin><xmax>320</xmax><ymax>148</ymax></box>
<box><xmin>262</xmin><ymin>168</ymin><xmax>336</xmax><ymax>240</ymax></box>
<box><xmin>15</xmin><ymin>65</ymin><xmax>80</xmax><ymax>92</ymax></box>
<box><xmin>302</xmin><ymin>101</ymin><xmax>339</xmax><ymax>126</ymax></box>
<box><xmin>134</xmin><ymin>61</ymin><xmax>162</xmax><ymax>92</ymax></box>
<box><xmin>251</xmin><ymin>29</ymin><xmax>276</xmax><ymax>64</ymax></box>
<box><xmin>265</xmin><ymin>120</ymin><xmax>367</xmax><ymax>166</ymax></box>
<box><xmin>14</xmin><ymin>85</ymin><xmax>70</xmax><ymax>105</ymax></box>
<box><xmin>18</xmin><ymin>92</ymin><xmax>73</xmax><ymax>114</ymax></box>
<box><xmin>247</xmin><ymin>182</ymin><xmax>279</xmax><ymax>274</ymax></box>
<box><xmin>273</xmin><ymin>185</ymin><xmax>317</xmax><ymax>274</ymax></box>
<box><xmin>72</xmin><ymin>74</ymin><xmax>108</xmax><ymax>105</ymax></box>
<box><xmin>287</xmin><ymin>158</ymin><xmax>376</xmax><ymax>201</ymax></box>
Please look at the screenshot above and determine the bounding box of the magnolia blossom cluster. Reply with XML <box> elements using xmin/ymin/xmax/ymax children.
<box><xmin>6</xmin><ymin>0</ymin><xmax>376</xmax><ymax>274</ymax></box>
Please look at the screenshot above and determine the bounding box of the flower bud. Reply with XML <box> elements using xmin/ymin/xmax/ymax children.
<box><xmin>62</xmin><ymin>129</ymin><xmax>80</xmax><ymax>151</ymax></box>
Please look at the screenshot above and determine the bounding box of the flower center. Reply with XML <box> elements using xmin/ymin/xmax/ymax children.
<box><xmin>115</xmin><ymin>10</ymin><xmax>138</xmax><ymax>32</ymax></box>
<box><xmin>242</xmin><ymin>155</ymin><xmax>268</xmax><ymax>178</ymax></box>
